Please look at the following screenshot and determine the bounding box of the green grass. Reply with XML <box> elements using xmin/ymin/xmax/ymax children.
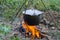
<box><xmin>0</xmin><ymin>24</ymin><xmax>11</xmax><ymax>34</ymax></box>
<box><xmin>11</xmin><ymin>36</ymin><xmax>19</xmax><ymax>40</ymax></box>
<box><xmin>57</xmin><ymin>31</ymin><xmax>60</xmax><ymax>40</ymax></box>
<box><xmin>0</xmin><ymin>0</ymin><xmax>60</xmax><ymax>21</ymax></box>
<box><xmin>34</xmin><ymin>0</ymin><xmax>60</xmax><ymax>11</ymax></box>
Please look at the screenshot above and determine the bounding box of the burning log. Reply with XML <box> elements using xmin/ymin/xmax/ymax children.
<box><xmin>19</xmin><ymin>21</ymin><xmax>49</xmax><ymax>40</ymax></box>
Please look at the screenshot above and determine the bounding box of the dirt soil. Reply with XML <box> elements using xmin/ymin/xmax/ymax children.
<box><xmin>0</xmin><ymin>10</ymin><xmax>60</xmax><ymax>40</ymax></box>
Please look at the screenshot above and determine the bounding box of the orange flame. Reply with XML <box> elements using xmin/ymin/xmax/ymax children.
<box><xmin>22</xmin><ymin>21</ymin><xmax>41</xmax><ymax>40</ymax></box>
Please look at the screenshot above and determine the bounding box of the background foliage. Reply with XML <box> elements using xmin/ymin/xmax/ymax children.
<box><xmin>0</xmin><ymin>0</ymin><xmax>60</xmax><ymax>21</ymax></box>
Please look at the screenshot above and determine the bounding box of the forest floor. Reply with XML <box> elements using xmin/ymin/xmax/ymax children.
<box><xmin>0</xmin><ymin>11</ymin><xmax>60</xmax><ymax>40</ymax></box>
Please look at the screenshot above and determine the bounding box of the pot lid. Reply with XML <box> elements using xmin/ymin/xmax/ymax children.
<box><xmin>23</xmin><ymin>9</ymin><xmax>44</xmax><ymax>16</ymax></box>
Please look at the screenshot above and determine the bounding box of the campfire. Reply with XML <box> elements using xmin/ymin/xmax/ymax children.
<box><xmin>19</xmin><ymin>9</ymin><xmax>49</xmax><ymax>40</ymax></box>
<box><xmin>22</xmin><ymin>21</ymin><xmax>41</xmax><ymax>39</ymax></box>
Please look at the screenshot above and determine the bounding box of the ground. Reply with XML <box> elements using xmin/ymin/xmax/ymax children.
<box><xmin>0</xmin><ymin>11</ymin><xmax>60</xmax><ymax>40</ymax></box>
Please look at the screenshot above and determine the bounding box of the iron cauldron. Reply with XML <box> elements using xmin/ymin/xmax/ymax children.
<box><xmin>23</xmin><ymin>9</ymin><xmax>44</xmax><ymax>25</ymax></box>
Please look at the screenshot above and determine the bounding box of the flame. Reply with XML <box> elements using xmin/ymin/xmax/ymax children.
<box><xmin>22</xmin><ymin>21</ymin><xmax>41</xmax><ymax>40</ymax></box>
